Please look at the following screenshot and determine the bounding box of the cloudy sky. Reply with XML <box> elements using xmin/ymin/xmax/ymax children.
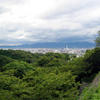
<box><xmin>0</xmin><ymin>0</ymin><xmax>100</xmax><ymax>45</ymax></box>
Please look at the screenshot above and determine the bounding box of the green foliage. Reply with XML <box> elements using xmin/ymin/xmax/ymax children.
<box><xmin>80</xmin><ymin>72</ymin><xmax>100</xmax><ymax>100</ymax></box>
<box><xmin>66</xmin><ymin>48</ymin><xmax>100</xmax><ymax>82</ymax></box>
<box><xmin>0</xmin><ymin>67</ymin><xmax>79</xmax><ymax>100</ymax></box>
<box><xmin>37</xmin><ymin>56</ymin><xmax>66</xmax><ymax>67</ymax></box>
<box><xmin>3</xmin><ymin>61</ymin><xmax>34</xmax><ymax>71</ymax></box>
<box><xmin>2</xmin><ymin>61</ymin><xmax>34</xmax><ymax>78</ymax></box>
<box><xmin>23</xmin><ymin>70</ymin><xmax>79</xmax><ymax>100</ymax></box>
<box><xmin>84</xmin><ymin>48</ymin><xmax>100</xmax><ymax>74</ymax></box>
<box><xmin>0</xmin><ymin>55</ymin><xmax>14</xmax><ymax>71</ymax></box>
<box><xmin>66</xmin><ymin>57</ymin><xmax>88</xmax><ymax>81</ymax></box>
<box><xmin>0</xmin><ymin>90</ymin><xmax>18</xmax><ymax>100</ymax></box>
<box><xmin>0</xmin><ymin>74</ymin><xmax>21</xmax><ymax>90</ymax></box>
<box><xmin>36</xmin><ymin>53</ymin><xmax>70</xmax><ymax>67</ymax></box>
<box><xmin>0</xmin><ymin>50</ymin><xmax>80</xmax><ymax>100</ymax></box>
<box><xmin>95</xmin><ymin>31</ymin><xmax>100</xmax><ymax>47</ymax></box>
<box><xmin>0</xmin><ymin>49</ymin><xmax>43</xmax><ymax>63</ymax></box>
<box><xmin>0</xmin><ymin>48</ymin><xmax>100</xmax><ymax>100</ymax></box>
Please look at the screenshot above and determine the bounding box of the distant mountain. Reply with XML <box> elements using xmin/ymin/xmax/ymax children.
<box><xmin>0</xmin><ymin>41</ymin><xmax>95</xmax><ymax>48</ymax></box>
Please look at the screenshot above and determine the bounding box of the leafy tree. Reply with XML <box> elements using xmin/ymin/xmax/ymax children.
<box><xmin>84</xmin><ymin>48</ymin><xmax>100</xmax><ymax>73</ymax></box>
<box><xmin>36</xmin><ymin>53</ymin><xmax>68</xmax><ymax>67</ymax></box>
<box><xmin>37</xmin><ymin>56</ymin><xmax>50</xmax><ymax>67</ymax></box>
<box><xmin>2</xmin><ymin>61</ymin><xmax>34</xmax><ymax>78</ymax></box>
<box><xmin>23</xmin><ymin>70</ymin><xmax>79</xmax><ymax>100</ymax></box>
<box><xmin>0</xmin><ymin>49</ymin><xmax>43</xmax><ymax>64</ymax></box>
<box><xmin>0</xmin><ymin>55</ymin><xmax>14</xmax><ymax>71</ymax></box>
<box><xmin>95</xmin><ymin>31</ymin><xmax>100</xmax><ymax>47</ymax></box>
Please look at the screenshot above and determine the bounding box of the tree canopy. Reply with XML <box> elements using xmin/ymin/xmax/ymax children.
<box><xmin>95</xmin><ymin>31</ymin><xmax>100</xmax><ymax>47</ymax></box>
<box><xmin>0</xmin><ymin>48</ymin><xmax>100</xmax><ymax>100</ymax></box>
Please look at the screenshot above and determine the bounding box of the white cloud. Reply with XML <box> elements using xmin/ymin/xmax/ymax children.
<box><xmin>0</xmin><ymin>0</ymin><xmax>100</xmax><ymax>44</ymax></box>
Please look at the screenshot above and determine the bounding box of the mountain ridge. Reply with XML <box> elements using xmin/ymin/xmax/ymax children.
<box><xmin>0</xmin><ymin>41</ymin><xmax>95</xmax><ymax>48</ymax></box>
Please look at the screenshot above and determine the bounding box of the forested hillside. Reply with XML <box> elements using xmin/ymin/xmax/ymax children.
<box><xmin>0</xmin><ymin>48</ymin><xmax>100</xmax><ymax>100</ymax></box>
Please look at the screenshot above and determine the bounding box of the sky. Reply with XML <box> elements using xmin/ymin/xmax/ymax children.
<box><xmin>0</xmin><ymin>0</ymin><xmax>100</xmax><ymax>46</ymax></box>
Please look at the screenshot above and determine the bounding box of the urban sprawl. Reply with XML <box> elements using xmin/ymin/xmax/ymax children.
<box><xmin>1</xmin><ymin>48</ymin><xmax>92</xmax><ymax>57</ymax></box>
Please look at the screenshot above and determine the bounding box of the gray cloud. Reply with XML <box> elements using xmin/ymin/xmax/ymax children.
<box><xmin>0</xmin><ymin>6</ymin><xmax>9</xmax><ymax>14</ymax></box>
<box><xmin>0</xmin><ymin>0</ymin><xmax>100</xmax><ymax>45</ymax></box>
<box><xmin>0</xmin><ymin>0</ymin><xmax>25</xmax><ymax>4</ymax></box>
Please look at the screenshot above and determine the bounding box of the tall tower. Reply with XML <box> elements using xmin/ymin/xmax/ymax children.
<box><xmin>65</xmin><ymin>43</ymin><xmax>68</xmax><ymax>49</ymax></box>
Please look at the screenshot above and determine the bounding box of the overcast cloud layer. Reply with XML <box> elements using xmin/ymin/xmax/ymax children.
<box><xmin>0</xmin><ymin>0</ymin><xmax>100</xmax><ymax>45</ymax></box>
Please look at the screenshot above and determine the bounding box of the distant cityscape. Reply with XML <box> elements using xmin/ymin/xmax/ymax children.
<box><xmin>1</xmin><ymin>47</ymin><xmax>93</xmax><ymax>57</ymax></box>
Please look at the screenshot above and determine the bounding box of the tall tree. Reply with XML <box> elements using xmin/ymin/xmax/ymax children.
<box><xmin>95</xmin><ymin>31</ymin><xmax>100</xmax><ymax>47</ymax></box>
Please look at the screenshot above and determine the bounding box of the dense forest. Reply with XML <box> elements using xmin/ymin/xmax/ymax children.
<box><xmin>0</xmin><ymin>47</ymin><xmax>100</xmax><ymax>100</ymax></box>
